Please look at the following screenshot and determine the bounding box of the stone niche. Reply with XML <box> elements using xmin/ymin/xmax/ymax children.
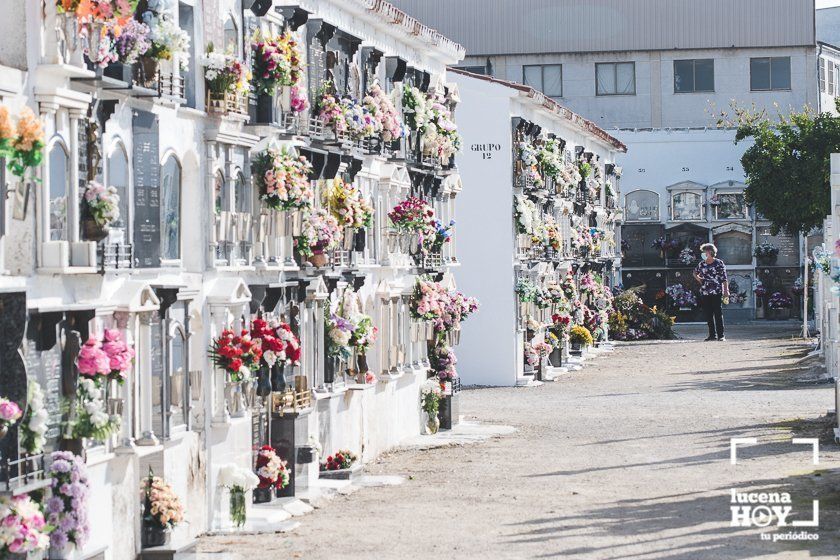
<box><xmin>714</xmin><ymin>230</ymin><xmax>752</xmax><ymax>266</ymax></box>
<box><xmin>624</xmin><ymin>190</ymin><xmax>660</xmax><ymax>222</ymax></box>
<box><xmin>756</xmin><ymin>227</ymin><xmax>800</xmax><ymax>267</ymax></box>
<box><xmin>621</xmin><ymin>223</ymin><xmax>664</xmax><ymax>267</ymax></box>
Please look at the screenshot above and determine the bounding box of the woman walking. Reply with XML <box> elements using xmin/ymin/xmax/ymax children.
<box><xmin>693</xmin><ymin>243</ymin><xmax>729</xmax><ymax>341</ymax></box>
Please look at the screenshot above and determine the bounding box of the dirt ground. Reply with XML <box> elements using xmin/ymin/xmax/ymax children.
<box><xmin>197</xmin><ymin>322</ymin><xmax>840</xmax><ymax>560</ymax></box>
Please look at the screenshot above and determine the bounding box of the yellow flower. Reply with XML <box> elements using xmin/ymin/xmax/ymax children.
<box><xmin>13</xmin><ymin>107</ymin><xmax>44</xmax><ymax>152</ymax></box>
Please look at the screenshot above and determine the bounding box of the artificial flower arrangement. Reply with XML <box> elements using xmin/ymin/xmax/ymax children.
<box><xmin>578</xmin><ymin>272</ymin><xmax>597</xmax><ymax>295</ymax></box>
<box><xmin>255</xmin><ymin>446</ymin><xmax>290</xmax><ymax>490</ymax></box>
<box><xmin>545</xmin><ymin>283</ymin><xmax>570</xmax><ymax>309</ymax></box>
<box><xmin>0</xmin><ymin>105</ymin><xmax>45</xmax><ymax>180</ymax></box>
<box><xmin>420</xmin><ymin>377</ymin><xmax>442</xmax><ymax>430</ymax></box>
<box><xmin>536</xmin><ymin>138</ymin><xmax>564</xmax><ymax>180</ymax></box>
<box><xmin>217</xmin><ymin>463</ymin><xmax>259</xmax><ymax>528</ymax></box>
<box><xmin>556</xmin><ymin>160</ymin><xmax>582</xmax><ymax>194</ymax></box>
<box><xmin>252</xmin><ymin>146</ymin><xmax>314</xmax><ymax>211</ymax></box>
<box><xmin>112</xmin><ymin>18</ymin><xmax>151</xmax><ymax>64</ymax></box>
<box><xmin>388</xmin><ymin>196</ymin><xmax>436</xmax><ymax>239</ymax></box>
<box><xmin>569</xmin><ymin>325</ymin><xmax>594</xmax><ymax>347</ymax></box>
<box><xmin>665</xmin><ymin>284</ymin><xmax>698</xmax><ymax>309</ymax></box>
<box><xmin>578</xmin><ymin>161</ymin><xmax>592</xmax><ymax>180</ymax></box>
<box><xmin>422</xmin><ymin>92</ymin><xmax>461</xmax><ymax>161</ymax></box>
<box><xmin>295</xmin><ymin>208</ymin><xmax>342</xmax><ymax>258</ymax></box>
<box><xmin>57</xmin><ymin>0</ymin><xmax>138</xmax><ymax>64</ymax></box>
<box><xmin>69</xmin><ymin>377</ymin><xmax>121</xmax><ymax>441</ymax></box>
<box><xmin>326</xmin><ymin>288</ymin><xmax>378</xmax><ymax>361</ymax></box>
<box><xmin>290</xmin><ymin>85</ymin><xmax>308</xmax><ymax>113</ymax></box>
<box><xmin>250</xmin><ymin>32</ymin><xmax>302</xmax><ymax>95</ymax></box>
<box><xmin>768</xmin><ymin>291</ymin><xmax>793</xmax><ymax>309</ymax></box>
<box><xmin>47</xmin><ymin>450</ymin><xmax>90</xmax><ymax>551</ymax></box>
<box><xmin>362</xmin><ymin>83</ymin><xmax>403</xmax><ymax>142</ymax></box>
<box><xmin>320</xmin><ymin>449</ymin><xmax>357</xmax><ymax>471</ymax></box>
<box><xmin>754</xmin><ymin>242</ymin><xmax>780</xmax><ymax>259</ymax></box>
<box><xmin>141</xmin><ymin>468</ymin><xmax>184</xmax><ymax>533</ymax></box>
<box><xmin>514</xmin><ymin>194</ymin><xmax>542</xmax><ymax>240</ymax></box>
<box><xmin>409</xmin><ymin>279</ymin><xmax>480</xmax><ymax>336</ymax></box>
<box><xmin>20</xmin><ymin>380</ymin><xmax>48</xmax><ymax>455</ymax></box>
<box><xmin>543</xmin><ymin>215</ymin><xmax>562</xmax><ymax>251</ymax></box>
<box><xmin>678</xmin><ymin>247</ymin><xmax>696</xmax><ymax>265</ymax></box>
<box><xmin>518</xmin><ymin>141</ymin><xmax>544</xmax><ymax>188</ymax></box>
<box><xmin>401</xmin><ymin>85</ymin><xmax>428</xmax><ymax>132</ymax></box>
<box><xmin>524</xmin><ymin>340</ymin><xmax>552</xmax><ymax>367</ymax></box>
<box><xmin>792</xmin><ymin>276</ymin><xmax>805</xmax><ymax>295</ymax></box>
<box><xmin>250</xmin><ymin>317</ymin><xmax>301</xmax><ymax>369</ymax></box>
<box><xmin>559</xmin><ymin>273</ymin><xmax>578</xmax><ymax>302</ymax></box>
<box><xmin>0</xmin><ymin>494</ymin><xmax>50</xmax><ymax>556</ymax></box>
<box><xmin>209</xmin><ymin>329</ymin><xmax>263</xmax><ymax>383</ymax></box>
<box><xmin>203</xmin><ymin>48</ymin><xmax>251</xmax><ymax>95</ymax></box>
<box><xmin>325</xmin><ymin>177</ymin><xmax>374</xmax><ymax>230</ymax></box>
<box><xmin>753</xmin><ymin>279</ymin><xmax>766</xmax><ymax>298</ymax></box>
<box><xmin>571</xmin><ymin>224</ymin><xmax>594</xmax><ymax>253</ymax></box>
<box><xmin>0</xmin><ymin>397</ymin><xmax>22</xmax><ymax>435</ymax></box>
<box><xmin>425</xmin><ymin>219</ymin><xmax>455</xmax><ymax>253</ymax></box>
<box><xmin>316</xmin><ymin>83</ymin><xmax>379</xmax><ymax>140</ymax></box>
<box><xmin>429</xmin><ymin>343</ymin><xmax>458</xmax><ymax>381</ymax></box>
<box><xmin>82</xmin><ymin>180</ymin><xmax>120</xmax><ymax>227</ymax></box>
<box><xmin>77</xmin><ymin>330</ymin><xmax>135</xmax><ymax>385</ymax></box>
<box><xmin>140</xmin><ymin>0</ymin><xmax>190</xmax><ymax>67</ymax></box>
<box><xmin>550</xmin><ymin>313</ymin><xmax>572</xmax><ymax>341</ymax></box>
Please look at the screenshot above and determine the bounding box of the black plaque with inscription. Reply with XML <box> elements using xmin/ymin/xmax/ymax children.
<box><xmin>133</xmin><ymin>110</ymin><xmax>161</xmax><ymax>268</ymax></box>
<box><xmin>24</xmin><ymin>339</ymin><xmax>63</xmax><ymax>448</ymax></box>
<box><xmin>757</xmin><ymin>230</ymin><xmax>799</xmax><ymax>267</ymax></box>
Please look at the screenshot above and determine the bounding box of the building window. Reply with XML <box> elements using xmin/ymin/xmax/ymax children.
<box><xmin>523</xmin><ymin>64</ymin><xmax>562</xmax><ymax>99</ymax></box>
<box><xmin>596</xmin><ymin>62</ymin><xmax>635</xmax><ymax>96</ymax></box>
<box><xmin>671</xmin><ymin>192</ymin><xmax>704</xmax><ymax>221</ymax></box>
<box><xmin>48</xmin><ymin>142</ymin><xmax>69</xmax><ymax>241</ymax></box>
<box><xmin>674</xmin><ymin>59</ymin><xmax>714</xmax><ymax>93</ymax></box>
<box><xmin>107</xmin><ymin>143</ymin><xmax>129</xmax><ymax>245</ymax></box>
<box><xmin>161</xmin><ymin>156</ymin><xmax>181</xmax><ymax>260</ymax></box>
<box><xmin>822</xmin><ymin>58</ymin><xmax>838</xmax><ymax>96</ymax></box>
<box><xmin>750</xmin><ymin>57</ymin><xmax>791</xmax><ymax>91</ymax></box>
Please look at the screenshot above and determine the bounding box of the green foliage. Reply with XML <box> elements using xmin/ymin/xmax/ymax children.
<box><xmin>719</xmin><ymin>99</ymin><xmax>840</xmax><ymax>234</ymax></box>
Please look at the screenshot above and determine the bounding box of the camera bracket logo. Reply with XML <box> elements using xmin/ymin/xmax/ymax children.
<box><xmin>729</xmin><ymin>438</ymin><xmax>819</xmax><ymax>541</ymax></box>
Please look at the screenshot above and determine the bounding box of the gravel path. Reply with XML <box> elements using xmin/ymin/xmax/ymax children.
<box><xmin>198</xmin><ymin>323</ymin><xmax>840</xmax><ymax>559</ymax></box>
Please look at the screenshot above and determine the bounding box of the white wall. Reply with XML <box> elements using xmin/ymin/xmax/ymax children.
<box><xmin>450</xmin><ymin>75</ymin><xmax>518</xmax><ymax>386</ymax></box>
<box><xmin>464</xmin><ymin>46</ymin><xmax>817</xmax><ymax>129</ymax></box>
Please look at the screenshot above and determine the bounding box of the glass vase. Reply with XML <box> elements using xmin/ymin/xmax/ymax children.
<box><xmin>229</xmin><ymin>487</ymin><xmax>247</xmax><ymax>529</ymax></box>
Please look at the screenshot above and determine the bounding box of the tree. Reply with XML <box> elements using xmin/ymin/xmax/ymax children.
<box><xmin>718</xmin><ymin>99</ymin><xmax>840</xmax><ymax>234</ymax></box>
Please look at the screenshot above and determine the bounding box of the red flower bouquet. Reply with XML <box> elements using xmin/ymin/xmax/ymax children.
<box><xmin>209</xmin><ymin>329</ymin><xmax>263</xmax><ymax>382</ymax></box>
<box><xmin>320</xmin><ymin>449</ymin><xmax>357</xmax><ymax>471</ymax></box>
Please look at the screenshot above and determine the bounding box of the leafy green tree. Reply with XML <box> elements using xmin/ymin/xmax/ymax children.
<box><xmin>718</xmin><ymin>100</ymin><xmax>840</xmax><ymax>234</ymax></box>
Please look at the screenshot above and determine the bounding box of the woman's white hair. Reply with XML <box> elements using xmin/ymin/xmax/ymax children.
<box><xmin>700</xmin><ymin>243</ymin><xmax>717</xmax><ymax>256</ymax></box>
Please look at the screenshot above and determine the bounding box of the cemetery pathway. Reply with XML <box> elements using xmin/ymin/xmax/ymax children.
<box><xmin>198</xmin><ymin>322</ymin><xmax>840</xmax><ymax>560</ymax></box>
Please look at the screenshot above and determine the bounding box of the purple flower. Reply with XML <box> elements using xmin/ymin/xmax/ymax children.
<box><xmin>47</xmin><ymin>497</ymin><xmax>64</xmax><ymax>514</ymax></box>
<box><xmin>51</xmin><ymin>459</ymin><xmax>71</xmax><ymax>473</ymax></box>
<box><xmin>51</xmin><ymin>530</ymin><xmax>69</xmax><ymax>550</ymax></box>
<box><xmin>60</xmin><ymin>483</ymin><xmax>72</xmax><ymax>495</ymax></box>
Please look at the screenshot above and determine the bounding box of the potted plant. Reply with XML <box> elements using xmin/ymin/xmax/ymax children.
<box><xmin>569</xmin><ymin>325</ymin><xmax>594</xmax><ymax>355</ymax></box>
<box><xmin>218</xmin><ymin>463</ymin><xmax>259</xmax><ymax>529</ymax></box>
<box><xmin>754</xmin><ymin>242</ymin><xmax>780</xmax><ymax>265</ymax></box>
<box><xmin>140</xmin><ymin>469</ymin><xmax>184</xmax><ymax>548</ymax></box>
<box><xmin>253</xmin><ymin>446</ymin><xmax>290</xmax><ymax>503</ymax></box>
<box><xmin>420</xmin><ymin>378</ymin><xmax>442</xmax><ymax>434</ymax></box>
<box><xmin>80</xmin><ymin>181</ymin><xmax>120</xmax><ymax>241</ymax></box>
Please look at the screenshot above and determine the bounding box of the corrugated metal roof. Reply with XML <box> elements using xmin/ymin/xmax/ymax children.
<box><xmin>390</xmin><ymin>0</ymin><xmax>815</xmax><ymax>55</ymax></box>
<box><xmin>449</xmin><ymin>67</ymin><xmax>627</xmax><ymax>152</ymax></box>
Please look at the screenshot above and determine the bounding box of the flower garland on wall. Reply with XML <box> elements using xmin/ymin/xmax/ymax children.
<box><xmin>47</xmin><ymin>451</ymin><xmax>90</xmax><ymax>551</ymax></box>
<box><xmin>253</xmin><ymin>146</ymin><xmax>314</xmax><ymax>211</ymax></box>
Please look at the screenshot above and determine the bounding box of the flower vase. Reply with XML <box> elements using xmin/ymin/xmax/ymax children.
<box><xmin>241</xmin><ymin>380</ymin><xmax>257</xmax><ymax>409</ymax></box>
<box><xmin>279</xmin><ymin>86</ymin><xmax>292</xmax><ymax>113</ymax></box>
<box><xmin>256</xmin><ymin>364</ymin><xmax>272</xmax><ymax>397</ymax></box>
<box><xmin>225</xmin><ymin>382</ymin><xmax>245</xmax><ymax>418</ymax></box>
<box><xmin>253</xmin><ymin>486</ymin><xmax>273</xmax><ymax>504</ymax></box>
<box><xmin>425</xmin><ymin>412</ymin><xmax>440</xmax><ymax>434</ymax></box>
<box><xmin>229</xmin><ymin>487</ymin><xmax>247</xmax><ymax>529</ymax></box>
<box><xmin>81</xmin><ymin>206</ymin><xmax>109</xmax><ymax>242</ymax></box>
<box><xmin>354</xmin><ymin>228</ymin><xmax>367</xmax><ymax>251</ymax></box>
<box><xmin>48</xmin><ymin>544</ymin><xmax>76</xmax><ymax>559</ymax></box>
<box><xmin>137</xmin><ymin>56</ymin><xmax>159</xmax><ymax>88</ymax></box>
<box><xmin>271</xmin><ymin>363</ymin><xmax>287</xmax><ymax>392</ymax></box>
<box><xmin>342</xmin><ymin>227</ymin><xmax>355</xmax><ymax>251</ymax></box>
<box><xmin>255</xmin><ymin>92</ymin><xmax>276</xmax><ymax>124</ymax></box>
<box><xmin>141</xmin><ymin>524</ymin><xmax>170</xmax><ymax>548</ymax></box>
<box><xmin>309</xmin><ymin>252</ymin><xmax>328</xmax><ymax>268</ymax></box>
